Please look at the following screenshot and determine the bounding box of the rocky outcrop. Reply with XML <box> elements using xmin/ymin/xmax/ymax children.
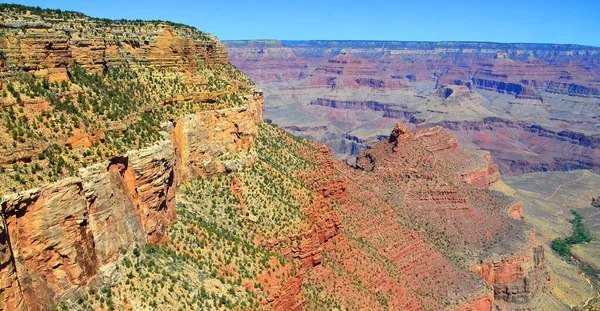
<box><xmin>0</xmin><ymin>88</ymin><xmax>263</xmax><ymax>309</ymax></box>
<box><xmin>345</xmin><ymin>123</ymin><xmax>547</xmax><ymax>309</ymax></box>
<box><xmin>0</xmin><ymin>13</ymin><xmax>227</xmax><ymax>81</ymax></box>
<box><xmin>171</xmin><ymin>89</ymin><xmax>263</xmax><ymax>180</ymax></box>
<box><xmin>472</xmin><ymin>243</ymin><xmax>546</xmax><ymax>306</ymax></box>
<box><xmin>460</xmin><ymin>153</ymin><xmax>501</xmax><ymax>190</ymax></box>
<box><xmin>507</xmin><ymin>201</ymin><xmax>525</xmax><ymax>221</ymax></box>
<box><xmin>413</xmin><ymin>125</ymin><xmax>459</xmax><ymax>152</ymax></box>
<box><xmin>1</xmin><ymin>178</ymin><xmax>97</xmax><ymax>311</ymax></box>
<box><xmin>0</xmin><ymin>213</ymin><xmax>25</xmax><ymax>311</ymax></box>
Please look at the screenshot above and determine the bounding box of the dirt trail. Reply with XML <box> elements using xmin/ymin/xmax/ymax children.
<box><xmin>581</xmin><ymin>273</ymin><xmax>599</xmax><ymax>307</ymax></box>
<box><xmin>545</xmin><ymin>171</ymin><xmax>587</xmax><ymax>201</ymax></box>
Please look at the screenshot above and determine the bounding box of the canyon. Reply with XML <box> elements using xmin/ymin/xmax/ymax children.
<box><xmin>225</xmin><ymin>40</ymin><xmax>600</xmax><ymax>176</ymax></box>
<box><xmin>0</xmin><ymin>4</ymin><xmax>593</xmax><ymax>311</ymax></box>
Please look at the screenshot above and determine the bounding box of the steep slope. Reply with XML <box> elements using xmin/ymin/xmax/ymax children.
<box><xmin>46</xmin><ymin>122</ymin><xmax>546</xmax><ymax>311</ymax></box>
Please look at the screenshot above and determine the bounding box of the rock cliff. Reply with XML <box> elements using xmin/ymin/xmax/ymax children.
<box><xmin>0</xmin><ymin>5</ymin><xmax>261</xmax><ymax>310</ymax></box>
<box><xmin>349</xmin><ymin>123</ymin><xmax>547</xmax><ymax>309</ymax></box>
<box><xmin>0</xmin><ymin>9</ymin><xmax>227</xmax><ymax>82</ymax></box>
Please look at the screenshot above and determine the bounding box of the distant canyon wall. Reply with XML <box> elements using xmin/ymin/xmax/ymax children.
<box><xmin>226</xmin><ymin>40</ymin><xmax>600</xmax><ymax>175</ymax></box>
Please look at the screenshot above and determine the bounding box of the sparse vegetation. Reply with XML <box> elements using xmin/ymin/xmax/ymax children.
<box><xmin>51</xmin><ymin>122</ymin><xmax>336</xmax><ymax>310</ymax></box>
<box><xmin>552</xmin><ymin>210</ymin><xmax>592</xmax><ymax>257</ymax></box>
<box><xmin>0</xmin><ymin>56</ymin><xmax>251</xmax><ymax>194</ymax></box>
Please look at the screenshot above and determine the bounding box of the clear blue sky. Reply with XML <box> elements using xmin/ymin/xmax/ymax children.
<box><xmin>6</xmin><ymin>0</ymin><xmax>600</xmax><ymax>46</ymax></box>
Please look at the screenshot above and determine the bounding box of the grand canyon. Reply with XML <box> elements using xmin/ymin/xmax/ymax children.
<box><xmin>0</xmin><ymin>3</ymin><xmax>599</xmax><ymax>311</ymax></box>
<box><xmin>225</xmin><ymin>40</ymin><xmax>600</xmax><ymax>174</ymax></box>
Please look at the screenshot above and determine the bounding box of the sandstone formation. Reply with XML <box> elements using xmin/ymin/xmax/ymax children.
<box><xmin>0</xmin><ymin>5</ymin><xmax>262</xmax><ymax>310</ymax></box>
<box><xmin>0</xmin><ymin>109</ymin><xmax>262</xmax><ymax>310</ymax></box>
<box><xmin>348</xmin><ymin>123</ymin><xmax>547</xmax><ymax>309</ymax></box>
<box><xmin>0</xmin><ymin>13</ymin><xmax>227</xmax><ymax>82</ymax></box>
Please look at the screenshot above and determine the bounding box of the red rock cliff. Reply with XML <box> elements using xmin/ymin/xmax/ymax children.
<box><xmin>0</xmin><ymin>8</ymin><xmax>263</xmax><ymax>310</ymax></box>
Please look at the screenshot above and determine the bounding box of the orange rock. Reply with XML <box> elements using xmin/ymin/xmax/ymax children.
<box><xmin>508</xmin><ymin>201</ymin><xmax>524</xmax><ymax>220</ymax></box>
<box><xmin>69</xmin><ymin>132</ymin><xmax>94</xmax><ymax>149</ymax></box>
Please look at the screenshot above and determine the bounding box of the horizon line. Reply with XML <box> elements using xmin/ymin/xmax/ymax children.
<box><xmin>222</xmin><ymin>39</ymin><xmax>600</xmax><ymax>49</ymax></box>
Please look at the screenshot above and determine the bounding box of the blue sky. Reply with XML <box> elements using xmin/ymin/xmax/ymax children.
<box><xmin>6</xmin><ymin>0</ymin><xmax>600</xmax><ymax>46</ymax></box>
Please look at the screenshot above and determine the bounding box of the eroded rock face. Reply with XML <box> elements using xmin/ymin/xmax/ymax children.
<box><xmin>128</xmin><ymin>142</ymin><xmax>177</xmax><ymax>243</ymax></box>
<box><xmin>460</xmin><ymin>153</ymin><xmax>501</xmax><ymax>190</ymax></box>
<box><xmin>0</xmin><ymin>100</ymin><xmax>262</xmax><ymax>309</ymax></box>
<box><xmin>472</xmin><ymin>241</ymin><xmax>546</xmax><ymax>305</ymax></box>
<box><xmin>508</xmin><ymin>201</ymin><xmax>525</xmax><ymax>220</ymax></box>
<box><xmin>0</xmin><ymin>213</ymin><xmax>25</xmax><ymax>311</ymax></box>
<box><xmin>0</xmin><ymin>8</ymin><xmax>264</xmax><ymax>311</ymax></box>
<box><xmin>351</xmin><ymin>123</ymin><xmax>546</xmax><ymax>309</ymax></box>
<box><xmin>1</xmin><ymin>178</ymin><xmax>97</xmax><ymax>311</ymax></box>
<box><xmin>0</xmin><ymin>19</ymin><xmax>228</xmax><ymax>82</ymax></box>
<box><xmin>0</xmin><ymin>89</ymin><xmax>264</xmax><ymax>309</ymax></box>
<box><xmin>172</xmin><ymin>89</ymin><xmax>263</xmax><ymax>180</ymax></box>
<box><xmin>82</xmin><ymin>160</ymin><xmax>145</xmax><ymax>266</ymax></box>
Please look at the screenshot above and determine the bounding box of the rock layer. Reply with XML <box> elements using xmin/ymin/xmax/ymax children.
<box><xmin>0</xmin><ymin>15</ymin><xmax>228</xmax><ymax>82</ymax></box>
<box><xmin>350</xmin><ymin>123</ymin><xmax>546</xmax><ymax>309</ymax></box>
<box><xmin>0</xmin><ymin>6</ymin><xmax>263</xmax><ymax>310</ymax></box>
<box><xmin>0</xmin><ymin>90</ymin><xmax>263</xmax><ymax>310</ymax></box>
<box><xmin>226</xmin><ymin>40</ymin><xmax>600</xmax><ymax>176</ymax></box>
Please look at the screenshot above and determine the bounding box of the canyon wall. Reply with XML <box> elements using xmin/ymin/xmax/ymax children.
<box><xmin>0</xmin><ymin>14</ymin><xmax>228</xmax><ymax>82</ymax></box>
<box><xmin>0</xmin><ymin>93</ymin><xmax>263</xmax><ymax>310</ymax></box>
<box><xmin>471</xmin><ymin>237</ymin><xmax>546</xmax><ymax>307</ymax></box>
<box><xmin>225</xmin><ymin>40</ymin><xmax>600</xmax><ymax>176</ymax></box>
<box><xmin>345</xmin><ymin>123</ymin><xmax>548</xmax><ymax>309</ymax></box>
<box><xmin>0</xmin><ymin>7</ymin><xmax>555</xmax><ymax>310</ymax></box>
<box><xmin>0</xmin><ymin>6</ymin><xmax>263</xmax><ymax>310</ymax></box>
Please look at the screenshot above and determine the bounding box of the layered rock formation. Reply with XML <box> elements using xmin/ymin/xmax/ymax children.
<box><xmin>0</xmin><ymin>10</ymin><xmax>227</xmax><ymax>82</ymax></box>
<box><xmin>349</xmin><ymin>123</ymin><xmax>547</xmax><ymax>309</ymax></box>
<box><xmin>287</xmin><ymin>122</ymin><xmax>548</xmax><ymax>310</ymax></box>
<box><xmin>0</xmin><ymin>96</ymin><xmax>263</xmax><ymax>310</ymax></box>
<box><xmin>225</xmin><ymin>40</ymin><xmax>600</xmax><ymax>176</ymax></box>
<box><xmin>0</xmin><ymin>5</ymin><xmax>262</xmax><ymax>310</ymax></box>
<box><xmin>0</xmin><ymin>5</ymin><xmax>556</xmax><ymax>311</ymax></box>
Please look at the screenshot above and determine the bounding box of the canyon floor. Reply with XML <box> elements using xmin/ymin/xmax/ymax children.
<box><xmin>504</xmin><ymin>170</ymin><xmax>600</xmax><ymax>310</ymax></box>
